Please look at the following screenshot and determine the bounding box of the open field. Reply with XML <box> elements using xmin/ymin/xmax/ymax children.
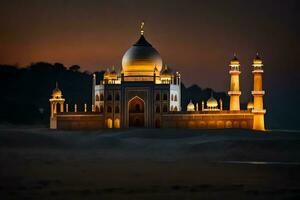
<box><xmin>1</xmin><ymin>127</ymin><xmax>300</xmax><ymax>199</ymax></box>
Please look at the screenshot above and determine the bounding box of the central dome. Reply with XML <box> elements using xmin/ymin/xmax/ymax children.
<box><xmin>122</xmin><ymin>35</ymin><xmax>162</xmax><ymax>77</ymax></box>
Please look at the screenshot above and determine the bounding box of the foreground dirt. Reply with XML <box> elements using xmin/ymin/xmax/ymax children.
<box><xmin>0</xmin><ymin>127</ymin><xmax>300</xmax><ymax>199</ymax></box>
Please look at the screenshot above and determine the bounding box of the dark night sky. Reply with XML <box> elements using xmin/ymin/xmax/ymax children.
<box><xmin>0</xmin><ymin>0</ymin><xmax>299</xmax><ymax>127</ymax></box>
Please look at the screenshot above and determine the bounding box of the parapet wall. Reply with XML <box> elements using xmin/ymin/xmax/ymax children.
<box><xmin>56</xmin><ymin>112</ymin><xmax>104</xmax><ymax>130</ymax></box>
<box><xmin>52</xmin><ymin>111</ymin><xmax>254</xmax><ymax>130</ymax></box>
<box><xmin>162</xmin><ymin>111</ymin><xmax>253</xmax><ymax>129</ymax></box>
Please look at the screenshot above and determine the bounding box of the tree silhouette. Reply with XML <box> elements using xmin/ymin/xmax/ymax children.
<box><xmin>69</xmin><ymin>65</ymin><xmax>80</xmax><ymax>72</ymax></box>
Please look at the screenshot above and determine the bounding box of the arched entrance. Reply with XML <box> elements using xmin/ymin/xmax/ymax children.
<box><xmin>128</xmin><ymin>96</ymin><xmax>145</xmax><ymax>127</ymax></box>
<box><xmin>106</xmin><ymin>118</ymin><xmax>113</xmax><ymax>128</ymax></box>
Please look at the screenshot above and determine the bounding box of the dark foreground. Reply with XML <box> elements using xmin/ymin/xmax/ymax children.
<box><xmin>0</xmin><ymin>126</ymin><xmax>300</xmax><ymax>199</ymax></box>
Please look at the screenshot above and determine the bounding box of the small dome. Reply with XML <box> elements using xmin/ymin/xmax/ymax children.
<box><xmin>230</xmin><ymin>54</ymin><xmax>240</xmax><ymax>65</ymax></box>
<box><xmin>110</xmin><ymin>70</ymin><xmax>117</xmax><ymax>75</ymax></box>
<box><xmin>207</xmin><ymin>97</ymin><xmax>218</xmax><ymax>108</ymax></box>
<box><xmin>247</xmin><ymin>101</ymin><xmax>254</xmax><ymax>110</ymax></box>
<box><xmin>187</xmin><ymin>100</ymin><xmax>195</xmax><ymax>111</ymax></box>
<box><xmin>104</xmin><ymin>68</ymin><xmax>111</xmax><ymax>79</ymax></box>
<box><xmin>52</xmin><ymin>83</ymin><xmax>62</xmax><ymax>98</ymax></box>
<box><xmin>161</xmin><ymin>65</ymin><xmax>172</xmax><ymax>76</ymax></box>
<box><xmin>253</xmin><ymin>53</ymin><xmax>263</xmax><ymax>64</ymax></box>
<box><xmin>110</xmin><ymin>68</ymin><xmax>117</xmax><ymax>78</ymax></box>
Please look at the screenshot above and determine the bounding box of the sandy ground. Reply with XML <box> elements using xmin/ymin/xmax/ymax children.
<box><xmin>0</xmin><ymin>127</ymin><xmax>300</xmax><ymax>199</ymax></box>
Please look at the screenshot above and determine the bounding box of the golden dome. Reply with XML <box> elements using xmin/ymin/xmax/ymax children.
<box><xmin>207</xmin><ymin>97</ymin><xmax>218</xmax><ymax>108</ymax></box>
<box><xmin>247</xmin><ymin>101</ymin><xmax>254</xmax><ymax>110</ymax></box>
<box><xmin>52</xmin><ymin>83</ymin><xmax>62</xmax><ymax>98</ymax></box>
<box><xmin>187</xmin><ymin>100</ymin><xmax>195</xmax><ymax>111</ymax></box>
<box><xmin>161</xmin><ymin>65</ymin><xmax>172</xmax><ymax>76</ymax></box>
<box><xmin>122</xmin><ymin>34</ymin><xmax>162</xmax><ymax>77</ymax></box>
<box><xmin>110</xmin><ymin>67</ymin><xmax>118</xmax><ymax>79</ymax></box>
<box><xmin>104</xmin><ymin>68</ymin><xmax>111</xmax><ymax>79</ymax></box>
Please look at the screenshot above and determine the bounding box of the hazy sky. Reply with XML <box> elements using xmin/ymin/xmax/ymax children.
<box><xmin>0</xmin><ymin>0</ymin><xmax>299</xmax><ymax>100</ymax></box>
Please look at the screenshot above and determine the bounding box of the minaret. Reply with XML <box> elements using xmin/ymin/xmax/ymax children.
<box><xmin>228</xmin><ymin>54</ymin><xmax>241</xmax><ymax>111</ymax></box>
<box><xmin>49</xmin><ymin>82</ymin><xmax>65</xmax><ymax>129</ymax></box>
<box><xmin>252</xmin><ymin>53</ymin><xmax>266</xmax><ymax>131</ymax></box>
<box><xmin>92</xmin><ymin>73</ymin><xmax>96</xmax><ymax>108</ymax></box>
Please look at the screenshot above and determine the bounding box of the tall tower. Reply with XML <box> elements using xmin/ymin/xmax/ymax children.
<box><xmin>49</xmin><ymin>82</ymin><xmax>65</xmax><ymax>129</ymax></box>
<box><xmin>252</xmin><ymin>53</ymin><xmax>266</xmax><ymax>131</ymax></box>
<box><xmin>92</xmin><ymin>73</ymin><xmax>96</xmax><ymax>108</ymax></box>
<box><xmin>228</xmin><ymin>54</ymin><xmax>241</xmax><ymax>111</ymax></box>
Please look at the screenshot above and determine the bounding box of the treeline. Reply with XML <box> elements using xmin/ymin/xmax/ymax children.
<box><xmin>0</xmin><ymin>62</ymin><xmax>229</xmax><ymax>124</ymax></box>
<box><xmin>0</xmin><ymin>62</ymin><xmax>97</xmax><ymax>124</ymax></box>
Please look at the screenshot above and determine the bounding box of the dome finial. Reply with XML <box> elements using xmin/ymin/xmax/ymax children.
<box><xmin>140</xmin><ymin>21</ymin><xmax>145</xmax><ymax>35</ymax></box>
<box><xmin>255</xmin><ymin>52</ymin><xmax>262</xmax><ymax>60</ymax></box>
<box><xmin>233</xmin><ymin>52</ymin><xmax>238</xmax><ymax>60</ymax></box>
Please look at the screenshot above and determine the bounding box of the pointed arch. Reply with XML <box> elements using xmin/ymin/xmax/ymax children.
<box><xmin>128</xmin><ymin>96</ymin><xmax>145</xmax><ymax>127</ymax></box>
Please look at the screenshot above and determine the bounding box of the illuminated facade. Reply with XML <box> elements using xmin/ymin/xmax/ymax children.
<box><xmin>49</xmin><ymin>22</ymin><xmax>266</xmax><ymax>131</ymax></box>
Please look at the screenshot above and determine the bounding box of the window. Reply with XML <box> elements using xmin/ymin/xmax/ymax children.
<box><xmin>174</xmin><ymin>106</ymin><xmax>178</xmax><ymax>111</ymax></box>
<box><xmin>174</xmin><ymin>95</ymin><xmax>177</xmax><ymax>102</ymax></box>
<box><xmin>100</xmin><ymin>93</ymin><xmax>104</xmax><ymax>101</ymax></box>
<box><xmin>107</xmin><ymin>94</ymin><xmax>112</xmax><ymax>101</ymax></box>
<box><xmin>107</xmin><ymin>106</ymin><xmax>112</xmax><ymax>113</ymax></box>
<box><xmin>156</xmin><ymin>106</ymin><xmax>160</xmax><ymax>113</ymax></box>
<box><xmin>115</xmin><ymin>106</ymin><xmax>120</xmax><ymax>113</ymax></box>
<box><xmin>100</xmin><ymin>105</ymin><xmax>104</xmax><ymax>113</ymax></box>
<box><xmin>96</xmin><ymin>94</ymin><xmax>100</xmax><ymax>101</ymax></box>
<box><xmin>163</xmin><ymin>104</ymin><xmax>168</xmax><ymax>112</ymax></box>
<box><xmin>156</xmin><ymin>93</ymin><xmax>160</xmax><ymax>101</ymax></box>
<box><xmin>171</xmin><ymin>94</ymin><xmax>174</xmax><ymax>101</ymax></box>
<box><xmin>115</xmin><ymin>93</ymin><xmax>120</xmax><ymax>101</ymax></box>
<box><xmin>171</xmin><ymin>106</ymin><xmax>174</xmax><ymax>111</ymax></box>
<box><xmin>163</xmin><ymin>93</ymin><xmax>168</xmax><ymax>101</ymax></box>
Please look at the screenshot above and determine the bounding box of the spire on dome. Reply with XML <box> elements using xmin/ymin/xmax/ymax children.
<box><xmin>255</xmin><ymin>52</ymin><xmax>261</xmax><ymax>60</ymax></box>
<box><xmin>253</xmin><ymin>52</ymin><xmax>263</xmax><ymax>70</ymax></box>
<box><xmin>140</xmin><ymin>21</ymin><xmax>145</xmax><ymax>35</ymax></box>
<box><xmin>232</xmin><ymin>52</ymin><xmax>238</xmax><ymax>61</ymax></box>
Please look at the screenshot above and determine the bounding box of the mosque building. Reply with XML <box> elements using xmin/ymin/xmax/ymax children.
<box><xmin>49</xmin><ymin>22</ymin><xmax>266</xmax><ymax>131</ymax></box>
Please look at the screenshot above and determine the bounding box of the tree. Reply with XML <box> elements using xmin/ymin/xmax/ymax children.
<box><xmin>69</xmin><ymin>65</ymin><xmax>80</xmax><ymax>72</ymax></box>
<box><xmin>53</xmin><ymin>63</ymin><xmax>67</xmax><ymax>70</ymax></box>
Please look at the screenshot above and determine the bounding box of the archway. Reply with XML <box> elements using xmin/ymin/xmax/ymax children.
<box><xmin>114</xmin><ymin>118</ymin><xmax>120</xmax><ymax>128</ymax></box>
<box><xmin>56</xmin><ymin>103</ymin><xmax>61</xmax><ymax>113</ymax></box>
<box><xmin>128</xmin><ymin>96</ymin><xmax>145</xmax><ymax>127</ymax></box>
<box><xmin>106</xmin><ymin>118</ymin><xmax>113</xmax><ymax>128</ymax></box>
<box><xmin>96</xmin><ymin>94</ymin><xmax>100</xmax><ymax>101</ymax></box>
<box><xmin>95</xmin><ymin>105</ymin><xmax>100</xmax><ymax>112</ymax></box>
